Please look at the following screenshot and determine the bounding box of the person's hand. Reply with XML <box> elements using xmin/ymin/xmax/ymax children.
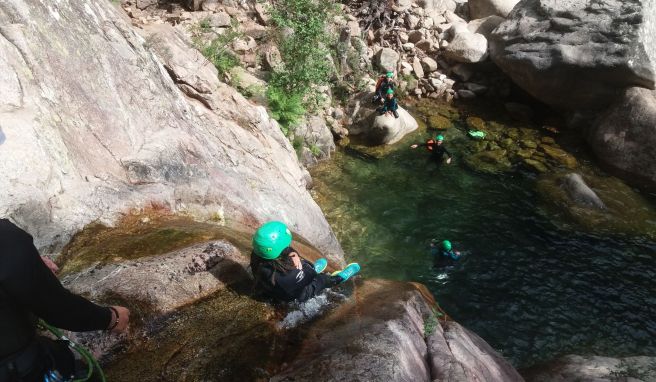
<box><xmin>410</xmin><ymin>144</ymin><xmax>418</xmax><ymax>149</ymax></box>
<box><xmin>446</xmin><ymin>157</ymin><xmax>452</xmax><ymax>164</ymax></box>
<box><xmin>289</xmin><ymin>252</ymin><xmax>303</xmax><ymax>270</ymax></box>
<box><xmin>109</xmin><ymin>306</ymin><xmax>130</xmax><ymax>334</ymax></box>
<box><xmin>41</xmin><ymin>256</ymin><xmax>59</xmax><ymax>275</ymax></box>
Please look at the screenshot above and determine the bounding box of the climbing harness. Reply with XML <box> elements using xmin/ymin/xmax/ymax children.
<box><xmin>38</xmin><ymin>320</ymin><xmax>106</xmax><ymax>382</ymax></box>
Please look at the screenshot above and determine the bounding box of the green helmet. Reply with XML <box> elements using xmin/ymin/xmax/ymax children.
<box><xmin>436</xmin><ymin>135</ymin><xmax>444</xmax><ymax>141</ymax></box>
<box><xmin>386</xmin><ymin>71</ymin><xmax>394</xmax><ymax>78</ymax></box>
<box><xmin>252</xmin><ymin>221</ymin><xmax>292</xmax><ymax>259</ymax></box>
<box><xmin>441</xmin><ymin>240</ymin><xmax>452</xmax><ymax>251</ymax></box>
<box><xmin>386</xmin><ymin>88</ymin><xmax>394</xmax><ymax>95</ymax></box>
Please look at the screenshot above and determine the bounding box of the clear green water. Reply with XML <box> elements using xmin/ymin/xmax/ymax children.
<box><xmin>311</xmin><ymin>114</ymin><xmax>656</xmax><ymax>368</ymax></box>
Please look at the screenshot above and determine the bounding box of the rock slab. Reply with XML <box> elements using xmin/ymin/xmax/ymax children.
<box><xmin>490</xmin><ymin>0</ymin><xmax>656</xmax><ymax>110</ymax></box>
<box><xmin>0</xmin><ymin>2</ymin><xmax>342</xmax><ymax>259</ymax></box>
<box><xmin>588</xmin><ymin>87</ymin><xmax>656</xmax><ymax>187</ymax></box>
<box><xmin>272</xmin><ymin>280</ymin><xmax>524</xmax><ymax>382</ymax></box>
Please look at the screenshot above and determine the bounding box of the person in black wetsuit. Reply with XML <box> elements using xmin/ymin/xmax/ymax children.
<box><xmin>376</xmin><ymin>89</ymin><xmax>399</xmax><ymax>119</ymax></box>
<box><xmin>410</xmin><ymin>134</ymin><xmax>453</xmax><ymax>164</ymax></box>
<box><xmin>430</xmin><ymin>239</ymin><xmax>461</xmax><ymax>268</ymax></box>
<box><xmin>372</xmin><ymin>71</ymin><xmax>395</xmax><ymax>105</ymax></box>
<box><xmin>0</xmin><ymin>219</ymin><xmax>130</xmax><ymax>382</ymax></box>
<box><xmin>249</xmin><ymin>221</ymin><xmax>344</xmax><ymax>303</ymax></box>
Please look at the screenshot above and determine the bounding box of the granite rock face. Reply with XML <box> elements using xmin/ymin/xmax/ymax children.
<box><xmin>489</xmin><ymin>0</ymin><xmax>656</xmax><ymax>110</ymax></box>
<box><xmin>587</xmin><ymin>87</ymin><xmax>656</xmax><ymax>187</ymax></box>
<box><xmin>272</xmin><ymin>279</ymin><xmax>524</xmax><ymax>382</ymax></box>
<box><xmin>0</xmin><ymin>1</ymin><xmax>341</xmax><ymax>259</ymax></box>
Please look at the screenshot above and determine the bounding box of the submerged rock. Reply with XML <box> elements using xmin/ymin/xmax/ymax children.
<box><xmin>562</xmin><ymin>173</ymin><xmax>606</xmax><ymax>210</ymax></box>
<box><xmin>536</xmin><ymin>171</ymin><xmax>656</xmax><ymax>238</ymax></box>
<box><xmin>523</xmin><ymin>354</ymin><xmax>656</xmax><ymax>382</ymax></box>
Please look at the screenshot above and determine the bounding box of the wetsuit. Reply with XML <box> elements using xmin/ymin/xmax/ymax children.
<box><xmin>250</xmin><ymin>247</ymin><xmax>340</xmax><ymax>303</ymax></box>
<box><xmin>0</xmin><ymin>219</ymin><xmax>111</xmax><ymax>382</ymax></box>
<box><xmin>377</xmin><ymin>97</ymin><xmax>399</xmax><ymax>118</ymax></box>
<box><xmin>372</xmin><ymin>77</ymin><xmax>394</xmax><ymax>104</ymax></box>
<box><xmin>432</xmin><ymin>248</ymin><xmax>461</xmax><ymax>268</ymax></box>
<box><xmin>416</xmin><ymin>140</ymin><xmax>452</xmax><ymax>162</ymax></box>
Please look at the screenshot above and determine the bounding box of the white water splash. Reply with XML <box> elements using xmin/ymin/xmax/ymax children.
<box><xmin>278</xmin><ymin>290</ymin><xmax>348</xmax><ymax>330</ymax></box>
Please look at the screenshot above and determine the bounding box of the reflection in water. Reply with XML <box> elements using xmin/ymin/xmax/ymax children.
<box><xmin>311</xmin><ymin>129</ymin><xmax>656</xmax><ymax>367</ymax></box>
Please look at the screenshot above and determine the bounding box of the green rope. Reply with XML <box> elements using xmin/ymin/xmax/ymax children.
<box><xmin>38</xmin><ymin>320</ymin><xmax>107</xmax><ymax>382</ymax></box>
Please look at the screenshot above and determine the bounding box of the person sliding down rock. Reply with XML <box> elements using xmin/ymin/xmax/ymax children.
<box><xmin>372</xmin><ymin>71</ymin><xmax>395</xmax><ymax>105</ymax></box>
<box><xmin>250</xmin><ymin>221</ymin><xmax>360</xmax><ymax>303</ymax></box>
<box><xmin>430</xmin><ymin>240</ymin><xmax>461</xmax><ymax>268</ymax></box>
<box><xmin>377</xmin><ymin>89</ymin><xmax>399</xmax><ymax>119</ymax></box>
<box><xmin>0</xmin><ymin>219</ymin><xmax>130</xmax><ymax>382</ymax></box>
<box><xmin>410</xmin><ymin>134</ymin><xmax>453</xmax><ymax>164</ymax></box>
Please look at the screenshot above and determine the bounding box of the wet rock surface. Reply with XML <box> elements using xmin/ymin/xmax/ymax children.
<box><xmin>54</xmin><ymin>216</ymin><xmax>522</xmax><ymax>381</ymax></box>
<box><xmin>272</xmin><ymin>279</ymin><xmax>523</xmax><ymax>382</ymax></box>
<box><xmin>523</xmin><ymin>354</ymin><xmax>656</xmax><ymax>382</ymax></box>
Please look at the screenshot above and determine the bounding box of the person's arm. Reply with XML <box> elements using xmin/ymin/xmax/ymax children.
<box><xmin>411</xmin><ymin>142</ymin><xmax>428</xmax><ymax>149</ymax></box>
<box><xmin>443</xmin><ymin>146</ymin><xmax>453</xmax><ymax>164</ymax></box>
<box><xmin>275</xmin><ymin>262</ymin><xmax>339</xmax><ymax>302</ymax></box>
<box><xmin>391</xmin><ymin>98</ymin><xmax>398</xmax><ymax>111</ymax></box>
<box><xmin>2</xmin><ymin>230</ymin><xmax>112</xmax><ymax>332</ymax></box>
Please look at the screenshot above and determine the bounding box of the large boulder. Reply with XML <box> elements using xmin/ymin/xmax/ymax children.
<box><xmin>347</xmin><ymin>93</ymin><xmax>419</xmax><ymax>145</ymax></box>
<box><xmin>467</xmin><ymin>15</ymin><xmax>505</xmax><ymax>39</ymax></box>
<box><xmin>272</xmin><ymin>280</ymin><xmax>524</xmax><ymax>382</ymax></box>
<box><xmin>469</xmin><ymin>0</ymin><xmax>520</xmax><ymax>18</ymax></box>
<box><xmin>292</xmin><ymin>115</ymin><xmax>336</xmax><ymax>166</ymax></box>
<box><xmin>0</xmin><ymin>2</ymin><xmax>342</xmax><ymax>258</ymax></box>
<box><xmin>489</xmin><ymin>0</ymin><xmax>656</xmax><ymax>111</ymax></box>
<box><xmin>373</xmin><ymin>47</ymin><xmax>400</xmax><ymax>72</ymax></box>
<box><xmin>587</xmin><ymin>87</ymin><xmax>656</xmax><ymax>187</ymax></box>
<box><xmin>418</xmin><ymin>0</ymin><xmax>457</xmax><ymax>12</ymax></box>
<box><xmin>444</xmin><ymin>24</ymin><xmax>489</xmax><ymax>63</ymax></box>
<box><xmin>370</xmin><ymin>108</ymin><xmax>419</xmax><ymax>145</ymax></box>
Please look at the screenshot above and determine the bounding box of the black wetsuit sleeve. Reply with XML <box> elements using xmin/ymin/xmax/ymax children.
<box><xmin>443</xmin><ymin>146</ymin><xmax>452</xmax><ymax>158</ymax></box>
<box><xmin>0</xmin><ymin>222</ymin><xmax>111</xmax><ymax>332</ymax></box>
<box><xmin>275</xmin><ymin>262</ymin><xmax>337</xmax><ymax>302</ymax></box>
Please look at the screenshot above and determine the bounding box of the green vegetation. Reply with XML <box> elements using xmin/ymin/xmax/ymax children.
<box><xmin>309</xmin><ymin>144</ymin><xmax>322</xmax><ymax>157</ymax></box>
<box><xmin>266</xmin><ymin>87</ymin><xmax>306</xmax><ymax>136</ymax></box>
<box><xmin>266</xmin><ymin>0</ymin><xmax>336</xmax><ymax>133</ymax></box>
<box><xmin>423</xmin><ymin>308</ymin><xmax>444</xmax><ymax>337</ymax></box>
<box><xmin>193</xmin><ymin>19</ymin><xmax>242</xmax><ymax>77</ymax></box>
<box><xmin>199</xmin><ymin>18</ymin><xmax>212</xmax><ymax>31</ymax></box>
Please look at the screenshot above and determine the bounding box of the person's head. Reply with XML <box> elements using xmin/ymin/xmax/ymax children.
<box><xmin>436</xmin><ymin>135</ymin><xmax>444</xmax><ymax>145</ymax></box>
<box><xmin>252</xmin><ymin>221</ymin><xmax>292</xmax><ymax>260</ymax></box>
<box><xmin>386</xmin><ymin>88</ymin><xmax>394</xmax><ymax>98</ymax></box>
<box><xmin>441</xmin><ymin>240</ymin><xmax>452</xmax><ymax>251</ymax></box>
<box><xmin>386</xmin><ymin>71</ymin><xmax>394</xmax><ymax>80</ymax></box>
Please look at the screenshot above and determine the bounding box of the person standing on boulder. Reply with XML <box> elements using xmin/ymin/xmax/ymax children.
<box><xmin>372</xmin><ymin>71</ymin><xmax>395</xmax><ymax>104</ymax></box>
<box><xmin>410</xmin><ymin>134</ymin><xmax>453</xmax><ymax>164</ymax></box>
<box><xmin>250</xmin><ymin>221</ymin><xmax>360</xmax><ymax>303</ymax></box>
<box><xmin>0</xmin><ymin>219</ymin><xmax>130</xmax><ymax>382</ymax></box>
<box><xmin>377</xmin><ymin>89</ymin><xmax>399</xmax><ymax>119</ymax></box>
